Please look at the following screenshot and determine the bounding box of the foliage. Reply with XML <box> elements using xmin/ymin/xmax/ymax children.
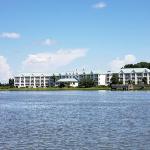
<box><xmin>118</xmin><ymin>81</ymin><xmax>123</xmax><ymax>84</ymax></box>
<box><xmin>50</xmin><ymin>74</ymin><xmax>57</xmax><ymax>87</ymax></box>
<box><xmin>79</xmin><ymin>77</ymin><xmax>95</xmax><ymax>88</ymax></box>
<box><xmin>110</xmin><ymin>74</ymin><xmax>119</xmax><ymax>84</ymax></box>
<box><xmin>58</xmin><ymin>82</ymin><xmax>65</xmax><ymax>88</ymax></box>
<box><xmin>123</xmin><ymin>62</ymin><xmax>150</xmax><ymax>69</ymax></box>
<box><xmin>142</xmin><ymin>77</ymin><xmax>147</xmax><ymax>84</ymax></box>
<box><xmin>9</xmin><ymin>78</ymin><xmax>14</xmax><ymax>87</ymax></box>
<box><xmin>128</xmin><ymin>80</ymin><xmax>133</xmax><ymax>84</ymax></box>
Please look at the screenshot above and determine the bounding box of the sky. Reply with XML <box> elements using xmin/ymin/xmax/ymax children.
<box><xmin>0</xmin><ymin>0</ymin><xmax>150</xmax><ymax>81</ymax></box>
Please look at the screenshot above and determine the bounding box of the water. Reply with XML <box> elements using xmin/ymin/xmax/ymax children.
<box><xmin>0</xmin><ymin>91</ymin><xmax>150</xmax><ymax>150</ymax></box>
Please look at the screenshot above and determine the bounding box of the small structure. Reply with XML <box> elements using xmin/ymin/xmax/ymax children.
<box><xmin>56</xmin><ymin>78</ymin><xmax>78</xmax><ymax>87</ymax></box>
<box><xmin>111</xmin><ymin>84</ymin><xmax>134</xmax><ymax>90</ymax></box>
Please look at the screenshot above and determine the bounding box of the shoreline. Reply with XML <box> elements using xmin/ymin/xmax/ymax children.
<box><xmin>0</xmin><ymin>87</ymin><xmax>111</xmax><ymax>91</ymax></box>
<box><xmin>0</xmin><ymin>86</ymin><xmax>150</xmax><ymax>91</ymax></box>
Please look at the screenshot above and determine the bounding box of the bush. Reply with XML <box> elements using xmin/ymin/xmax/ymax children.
<box><xmin>79</xmin><ymin>77</ymin><xmax>95</xmax><ymax>88</ymax></box>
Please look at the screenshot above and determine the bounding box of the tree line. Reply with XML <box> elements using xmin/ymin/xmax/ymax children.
<box><xmin>123</xmin><ymin>62</ymin><xmax>150</xmax><ymax>69</ymax></box>
<box><xmin>0</xmin><ymin>79</ymin><xmax>14</xmax><ymax>87</ymax></box>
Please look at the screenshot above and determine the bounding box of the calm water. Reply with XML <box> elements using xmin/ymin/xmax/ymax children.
<box><xmin>0</xmin><ymin>91</ymin><xmax>150</xmax><ymax>150</ymax></box>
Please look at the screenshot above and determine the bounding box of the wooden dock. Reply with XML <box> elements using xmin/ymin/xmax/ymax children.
<box><xmin>111</xmin><ymin>84</ymin><xmax>134</xmax><ymax>91</ymax></box>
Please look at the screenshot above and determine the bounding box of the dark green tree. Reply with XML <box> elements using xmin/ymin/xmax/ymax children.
<box><xmin>58</xmin><ymin>82</ymin><xmax>65</xmax><ymax>88</ymax></box>
<box><xmin>111</xmin><ymin>74</ymin><xmax>119</xmax><ymax>84</ymax></box>
<box><xmin>142</xmin><ymin>77</ymin><xmax>147</xmax><ymax>84</ymax></box>
<box><xmin>9</xmin><ymin>78</ymin><xmax>14</xmax><ymax>87</ymax></box>
<box><xmin>128</xmin><ymin>80</ymin><xmax>133</xmax><ymax>84</ymax></box>
<box><xmin>79</xmin><ymin>77</ymin><xmax>95</xmax><ymax>88</ymax></box>
<box><xmin>51</xmin><ymin>74</ymin><xmax>56</xmax><ymax>86</ymax></box>
<box><xmin>124</xmin><ymin>62</ymin><xmax>150</xmax><ymax>69</ymax></box>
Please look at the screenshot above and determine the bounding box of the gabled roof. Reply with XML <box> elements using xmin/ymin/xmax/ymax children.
<box><xmin>120</xmin><ymin>68</ymin><xmax>150</xmax><ymax>73</ymax></box>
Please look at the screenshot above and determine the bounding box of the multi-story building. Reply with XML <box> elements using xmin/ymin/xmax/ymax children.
<box><xmin>106</xmin><ymin>68</ymin><xmax>150</xmax><ymax>85</ymax></box>
<box><xmin>119</xmin><ymin>68</ymin><xmax>150</xmax><ymax>85</ymax></box>
<box><xmin>14</xmin><ymin>71</ymin><xmax>107</xmax><ymax>88</ymax></box>
<box><xmin>14</xmin><ymin>73</ymin><xmax>51</xmax><ymax>88</ymax></box>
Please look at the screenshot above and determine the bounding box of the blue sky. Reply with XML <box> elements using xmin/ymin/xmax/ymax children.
<box><xmin>0</xmin><ymin>0</ymin><xmax>150</xmax><ymax>81</ymax></box>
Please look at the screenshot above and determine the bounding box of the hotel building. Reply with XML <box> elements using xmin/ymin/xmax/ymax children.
<box><xmin>14</xmin><ymin>73</ymin><xmax>51</xmax><ymax>88</ymax></box>
<box><xmin>119</xmin><ymin>68</ymin><xmax>150</xmax><ymax>85</ymax></box>
<box><xmin>14</xmin><ymin>71</ymin><xmax>107</xmax><ymax>88</ymax></box>
<box><xmin>106</xmin><ymin>68</ymin><xmax>150</xmax><ymax>85</ymax></box>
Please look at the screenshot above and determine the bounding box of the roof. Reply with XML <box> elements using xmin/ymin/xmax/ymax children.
<box><xmin>14</xmin><ymin>71</ymin><xmax>106</xmax><ymax>77</ymax></box>
<box><xmin>56</xmin><ymin>78</ymin><xmax>78</xmax><ymax>83</ymax></box>
<box><xmin>120</xmin><ymin>68</ymin><xmax>150</xmax><ymax>73</ymax></box>
<box><xmin>14</xmin><ymin>73</ymin><xmax>52</xmax><ymax>77</ymax></box>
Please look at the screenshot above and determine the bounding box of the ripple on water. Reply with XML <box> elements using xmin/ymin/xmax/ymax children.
<box><xmin>0</xmin><ymin>91</ymin><xmax>150</xmax><ymax>150</ymax></box>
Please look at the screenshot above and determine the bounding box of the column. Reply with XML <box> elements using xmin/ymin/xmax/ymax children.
<box><xmin>44</xmin><ymin>76</ymin><xmax>46</xmax><ymax>87</ymax></box>
<box><xmin>29</xmin><ymin>76</ymin><xmax>31</xmax><ymax>87</ymax></box>
<box><xmin>123</xmin><ymin>74</ymin><xmax>125</xmax><ymax>85</ymax></box>
<box><xmin>40</xmin><ymin>76</ymin><xmax>41</xmax><ymax>87</ymax></box>
<box><xmin>135</xmin><ymin>73</ymin><xmax>137</xmax><ymax>85</ymax></box>
<box><xmin>34</xmin><ymin>77</ymin><xmax>36</xmax><ymax>88</ymax></box>
<box><xmin>19</xmin><ymin>77</ymin><xmax>21</xmax><ymax>88</ymax></box>
<box><xmin>147</xmin><ymin>73</ymin><xmax>149</xmax><ymax>85</ymax></box>
<box><xmin>23</xmin><ymin>76</ymin><xmax>26</xmax><ymax>87</ymax></box>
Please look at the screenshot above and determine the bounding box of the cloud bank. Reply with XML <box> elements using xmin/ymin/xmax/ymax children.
<box><xmin>0</xmin><ymin>32</ymin><xmax>20</xmax><ymax>39</ymax></box>
<box><xmin>110</xmin><ymin>54</ymin><xmax>136</xmax><ymax>72</ymax></box>
<box><xmin>23</xmin><ymin>48</ymin><xmax>87</xmax><ymax>72</ymax></box>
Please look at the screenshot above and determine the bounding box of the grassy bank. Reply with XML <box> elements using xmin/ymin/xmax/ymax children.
<box><xmin>0</xmin><ymin>86</ymin><xmax>111</xmax><ymax>91</ymax></box>
<box><xmin>1</xmin><ymin>85</ymin><xmax>150</xmax><ymax>91</ymax></box>
<box><xmin>133</xmin><ymin>85</ymin><xmax>150</xmax><ymax>91</ymax></box>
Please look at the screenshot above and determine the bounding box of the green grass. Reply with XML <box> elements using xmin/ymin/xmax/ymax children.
<box><xmin>1</xmin><ymin>85</ymin><xmax>150</xmax><ymax>91</ymax></box>
<box><xmin>0</xmin><ymin>86</ymin><xmax>111</xmax><ymax>91</ymax></box>
<box><xmin>133</xmin><ymin>85</ymin><xmax>150</xmax><ymax>91</ymax></box>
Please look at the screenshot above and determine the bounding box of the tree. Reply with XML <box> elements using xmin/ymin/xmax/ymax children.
<box><xmin>118</xmin><ymin>80</ymin><xmax>123</xmax><ymax>84</ymax></box>
<box><xmin>111</xmin><ymin>74</ymin><xmax>119</xmax><ymax>84</ymax></box>
<box><xmin>123</xmin><ymin>62</ymin><xmax>150</xmax><ymax>69</ymax></box>
<box><xmin>128</xmin><ymin>80</ymin><xmax>133</xmax><ymax>84</ymax></box>
<box><xmin>51</xmin><ymin>74</ymin><xmax>56</xmax><ymax>86</ymax></box>
<box><xmin>58</xmin><ymin>82</ymin><xmax>65</xmax><ymax>88</ymax></box>
<box><xmin>9</xmin><ymin>78</ymin><xmax>14</xmax><ymax>87</ymax></box>
<box><xmin>142</xmin><ymin>77</ymin><xmax>147</xmax><ymax>84</ymax></box>
<box><xmin>79</xmin><ymin>77</ymin><xmax>95</xmax><ymax>88</ymax></box>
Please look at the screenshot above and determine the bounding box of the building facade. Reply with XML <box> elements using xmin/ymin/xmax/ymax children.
<box><xmin>106</xmin><ymin>68</ymin><xmax>150</xmax><ymax>85</ymax></box>
<box><xmin>14</xmin><ymin>71</ymin><xmax>107</xmax><ymax>88</ymax></box>
<box><xmin>14</xmin><ymin>73</ymin><xmax>51</xmax><ymax>88</ymax></box>
<box><xmin>119</xmin><ymin>68</ymin><xmax>150</xmax><ymax>85</ymax></box>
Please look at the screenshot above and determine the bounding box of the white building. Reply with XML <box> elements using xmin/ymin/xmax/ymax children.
<box><xmin>98</xmin><ymin>74</ymin><xmax>107</xmax><ymax>86</ymax></box>
<box><xmin>106</xmin><ymin>68</ymin><xmax>150</xmax><ymax>85</ymax></box>
<box><xmin>119</xmin><ymin>68</ymin><xmax>150</xmax><ymax>85</ymax></box>
<box><xmin>14</xmin><ymin>73</ymin><xmax>51</xmax><ymax>88</ymax></box>
<box><xmin>14</xmin><ymin>71</ymin><xmax>107</xmax><ymax>88</ymax></box>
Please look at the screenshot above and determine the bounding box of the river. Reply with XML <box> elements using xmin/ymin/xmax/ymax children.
<box><xmin>0</xmin><ymin>91</ymin><xmax>150</xmax><ymax>149</ymax></box>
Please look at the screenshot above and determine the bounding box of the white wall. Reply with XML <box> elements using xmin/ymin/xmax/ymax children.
<box><xmin>70</xmin><ymin>82</ymin><xmax>78</xmax><ymax>87</ymax></box>
<box><xmin>98</xmin><ymin>74</ymin><xmax>106</xmax><ymax>86</ymax></box>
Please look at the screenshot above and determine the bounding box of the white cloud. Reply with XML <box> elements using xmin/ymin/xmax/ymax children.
<box><xmin>93</xmin><ymin>2</ymin><xmax>107</xmax><ymax>9</ymax></box>
<box><xmin>42</xmin><ymin>38</ymin><xmax>57</xmax><ymax>46</ymax></box>
<box><xmin>22</xmin><ymin>48</ymin><xmax>87</xmax><ymax>72</ymax></box>
<box><xmin>0</xmin><ymin>56</ymin><xmax>12</xmax><ymax>82</ymax></box>
<box><xmin>110</xmin><ymin>54</ymin><xmax>136</xmax><ymax>72</ymax></box>
<box><xmin>0</xmin><ymin>32</ymin><xmax>20</xmax><ymax>39</ymax></box>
